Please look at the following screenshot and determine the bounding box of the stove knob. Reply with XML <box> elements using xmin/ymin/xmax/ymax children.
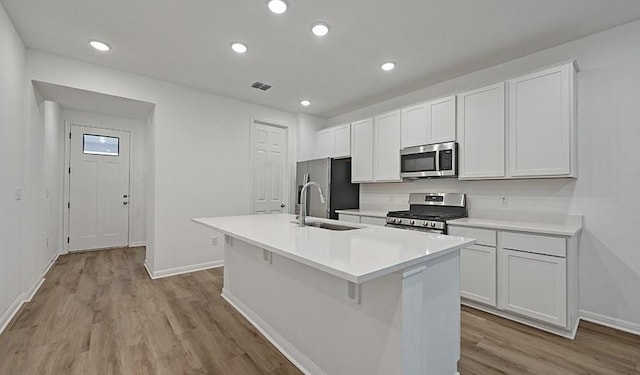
<box><xmin>410</xmin><ymin>220</ymin><xmax>415</xmax><ymax>225</ymax></box>
<box><xmin>430</xmin><ymin>222</ymin><xmax>437</xmax><ymax>228</ymax></box>
<box><xmin>391</xmin><ymin>218</ymin><xmax>397</xmax><ymax>224</ymax></box>
<box><xmin>423</xmin><ymin>221</ymin><xmax>429</xmax><ymax>226</ymax></box>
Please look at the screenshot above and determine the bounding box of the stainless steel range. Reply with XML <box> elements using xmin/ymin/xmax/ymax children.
<box><xmin>386</xmin><ymin>193</ymin><xmax>467</xmax><ymax>234</ymax></box>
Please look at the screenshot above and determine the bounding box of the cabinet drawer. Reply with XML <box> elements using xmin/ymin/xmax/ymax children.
<box><xmin>501</xmin><ymin>232</ymin><xmax>566</xmax><ymax>258</ymax></box>
<box><xmin>448</xmin><ymin>226</ymin><xmax>496</xmax><ymax>247</ymax></box>
<box><xmin>360</xmin><ymin>216</ymin><xmax>386</xmax><ymax>226</ymax></box>
<box><xmin>339</xmin><ymin>214</ymin><xmax>360</xmax><ymax>224</ymax></box>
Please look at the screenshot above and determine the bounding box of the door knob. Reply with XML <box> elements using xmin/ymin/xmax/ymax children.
<box><xmin>123</xmin><ymin>201</ymin><xmax>128</xmax><ymax>205</ymax></box>
<box><xmin>280</xmin><ymin>203</ymin><xmax>286</xmax><ymax>208</ymax></box>
<box><xmin>123</xmin><ymin>194</ymin><xmax>129</xmax><ymax>198</ymax></box>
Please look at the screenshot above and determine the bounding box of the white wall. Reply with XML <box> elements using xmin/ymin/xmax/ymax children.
<box><xmin>0</xmin><ymin>2</ymin><xmax>27</xmax><ymax>331</ymax></box>
<box><xmin>327</xmin><ymin>20</ymin><xmax>640</xmax><ymax>330</ymax></box>
<box><xmin>62</xmin><ymin>109</ymin><xmax>147</xmax><ymax>246</ymax></box>
<box><xmin>25</xmin><ymin>49</ymin><xmax>299</xmax><ymax>275</ymax></box>
<box><xmin>44</xmin><ymin>101</ymin><xmax>63</xmax><ymax>253</ymax></box>
<box><xmin>296</xmin><ymin>113</ymin><xmax>327</xmax><ymax>161</ymax></box>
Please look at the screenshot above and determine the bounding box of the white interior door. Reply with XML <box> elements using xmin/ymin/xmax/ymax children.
<box><xmin>252</xmin><ymin>122</ymin><xmax>287</xmax><ymax>214</ymax></box>
<box><xmin>68</xmin><ymin>125</ymin><xmax>130</xmax><ymax>251</ymax></box>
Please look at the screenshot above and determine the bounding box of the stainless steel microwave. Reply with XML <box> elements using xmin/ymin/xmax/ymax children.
<box><xmin>400</xmin><ymin>142</ymin><xmax>458</xmax><ymax>178</ymax></box>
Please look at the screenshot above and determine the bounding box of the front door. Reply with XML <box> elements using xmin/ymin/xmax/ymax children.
<box><xmin>252</xmin><ymin>122</ymin><xmax>288</xmax><ymax>214</ymax></box>
<box><xmin>68</xmin><ymin>125</ymin><xmax>130</xmax><ymax>251</ymax></box>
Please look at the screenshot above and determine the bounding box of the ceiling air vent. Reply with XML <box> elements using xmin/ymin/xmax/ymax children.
<box><xmin>251</xmin><ymin>82</ymin><xmax>272</xmax><ymax>91</ymax></box>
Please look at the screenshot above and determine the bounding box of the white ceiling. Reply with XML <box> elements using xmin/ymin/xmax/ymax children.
<box><xmin>33</xmin><ymin>81</ymin><xmax>155</xmax><ymax>120</ymax></box>
<box><xmin>5</xmin><ymin>0</ymin><xmax>640</xmax><ymax>118</ymax></box>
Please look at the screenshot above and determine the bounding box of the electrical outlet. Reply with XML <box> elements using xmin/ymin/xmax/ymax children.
<box><xmin>211</xmin><ymin>236</ymin><xmax>218</xmax><ymax>246</ymax></box>
<box><xmin>15</xmin><ymin>187</ymin><xmax>22</xmax><ymax>201</ymax></box>
<box><xmin>46</xmin><ymin>238</ymin><xmax>49</xmax><ymax>247</ymax></box>
<box><xmin>500</xmin><ymin>196</ymin><xmax>509</xmax><ymax>208</ymax></box>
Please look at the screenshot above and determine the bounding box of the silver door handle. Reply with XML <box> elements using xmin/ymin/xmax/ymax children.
<box><xmin>281</xmin><ymin>203</ymin><xmax>286</xmax><ymax>208</ymax></box>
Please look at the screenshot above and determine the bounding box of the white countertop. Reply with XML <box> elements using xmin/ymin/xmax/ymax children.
<box><xmin>448</xmin><ymin>216</ymin><xmax>583</xmax><ymax>236</ymax></box>
<box><xmin>193</xmin><ymin>214</ymin><xmax>474</xmax><ymax>284</ymax></box>
<box><xmin>335</xmin><ymin>209</ymin><xmax>388</xmax><ymax>218</ymax></box>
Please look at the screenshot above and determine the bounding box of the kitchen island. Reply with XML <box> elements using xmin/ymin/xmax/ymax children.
<box><xmin>193</xmin><ymin>214</ymin><xmax>475</xmax><ymax>375</ymax></box>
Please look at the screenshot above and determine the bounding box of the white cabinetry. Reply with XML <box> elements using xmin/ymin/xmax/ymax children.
<box><xmin>350</xmin><ymin>119</ymin><xmax>374</xmax><ymax>182</ymax></box>
<box><xmin>374</xmin><ymin>110</ymin><xmax>402</xmax><ymax>182</ymax></box>
<box><xmin>499</xmin><ymin>248</ymin><xmax>567</xmax><ymax>327</ymax></box>
<box><xmin>449</xmin><ymin>222</ymin><xmax>579</xmax><ymax>338</ymax></box>
<box><xmin>315</xmin><ymin>124</ymin><xmax>351</xmax><ymax>159</ymax></box>
<box><xmin>508</xmin><ymin>64</ymin><xmax>576</xmax><ymax>177</ymax></box>
<box><xmin>457</xmin><ymin>83</ymin><xmax>506</xmax><ymax>179</ymax></box>
<box><xmin>400</xmin><ymin>96</ymin><xmax>456</xmax><ymax>149</ymax></box>
<box><xmin>351</xmin><ymin>112</ymin><xmax>401</xmax><ymax>183</ymax></box>
<box><xmin>401</xmin><ymin>103</ymin><xmax>428</xmax><ymax>148</ymax></box>
<box><xmin>449</xmin><ymin>226</ymin><xmax>497</xmax><ymax>306</ymax></box>
<box><xmin>333</xmin><ymin>124</ymin><xmax>351</xmax><ymax>158</ymax></box>
<box><xmin>427</xmin><ymin>96</ymin><xmax>456</xmax><ymax>144</ymax></box>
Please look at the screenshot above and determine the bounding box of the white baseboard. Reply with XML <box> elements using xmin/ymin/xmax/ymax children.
<box><xmin>144</xmin><ymin>260</ymin><xmax>223</xmax><ymax>279</ymax></box>
<box><xmin>580</xmin><ymin>310</ymin><xmax>640</xmax><ymax>337</ymax></box>
<box><xmin>0</xmin><ymin>274</ymin><xmax>46</xmax><ymax>336</ymax></box>
<box><xmin>129</xmin><ymin>241</ymin><xmax>147</xmax><ymax>247</ymax></box>
<box><xmin>42</xmin><ymin>251</ymin><xmax>62</xmax><ymax>278</ymax></box>
<box><xmin>221</xmin><ymin>288</ymin><xmax>326</xmax><ymax>375</ymax></box>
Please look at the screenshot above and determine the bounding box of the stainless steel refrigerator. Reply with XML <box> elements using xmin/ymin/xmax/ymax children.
<box><xmin>295</xmin><ymin>158</ymin><xmax>360</xmax><ymax>219</ymax></box>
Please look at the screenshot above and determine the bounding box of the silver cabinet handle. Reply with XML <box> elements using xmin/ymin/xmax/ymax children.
<box><xmin>281</xmin><ymin>203</ymin><xmax>286</xmax><ymax>208</ymax></box>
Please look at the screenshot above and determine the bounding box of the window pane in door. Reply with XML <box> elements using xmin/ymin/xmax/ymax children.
<box><xmin>83</xmin><ymin>134</ymin><xmax>119</xmax><ymax>156</ymax></box>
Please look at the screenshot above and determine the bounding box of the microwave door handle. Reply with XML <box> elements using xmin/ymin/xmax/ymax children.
<box><xmin>435</xmin><ymin>150</ymin><xmax>440</xmax><ymax>171</ymax></box>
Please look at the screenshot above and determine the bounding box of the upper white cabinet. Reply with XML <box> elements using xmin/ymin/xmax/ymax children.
<box><xmin>315</xmin><ymin>124</ymin><xmax>351</xmax><ymax>159</ymax></box>
<box><xmin>400</xmin><ymin>96</ymin><xmax>456</xmax><ymax>149</ymax></box>
<box><xmin>457</xmin><ymin>61</ymin><xmax>577</xmax><ymax>180</ymax></box>
<box><xmin>351</xmin><ymin>118</ymin><xmax>374</xmax><ymax>182</ymax></box>
<box><xmin>333</xmin><ymin>124</ymin><xmax>351</xmax><ymax>158</ymax></box>
<box><xmin>350</xmin><ymin>111</ymin><xmax>402</xmax><ymax>183</ymax></box>
<box><xmin>427</xmin><ymin>96</ymin><xmax>457</xmax><ymax>144</ymax></box>
<box><xmin>316</xmin><ymin>128</ymin><xmax>334</xmax><ymax>159</ymax></box>
<box><xmin>508</xmin><ymin>64</ymin><xmax>576</xmax><ymax>177</ymax></box>
<box><xmin>401</xmin><ymin>103</ymin><xmax>428</xmax><ymax>148</ymax></box>
<box><xmin>374</xmin><ymin>110</ymin><xmax>402</xmax><ymax>182</ymax></box>
<box><xmin>457</xmin><ymin>83</ymin><xmax>506</xmax><ymax>179</ymax></box>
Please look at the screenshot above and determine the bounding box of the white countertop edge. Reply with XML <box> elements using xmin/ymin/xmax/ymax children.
<box><xmin>335</xmin><ymin>209</ymin><xmax>389</xmax><ymax>219</ymax></box>
<box><xmin>447</xmin><ymin>217</ymin><xmax>583</xmax><ymax>237</ymax></box>
<box><xmin>192</xmin><ymin>217</ymin><xmax>473</xmax><ymax>284</ymax></box>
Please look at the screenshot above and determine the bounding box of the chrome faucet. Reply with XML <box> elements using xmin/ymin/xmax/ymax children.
<box><xmin>299</xmin><ymin>181</ymin><xmax>326</xmax><ymax>227</ymax></box>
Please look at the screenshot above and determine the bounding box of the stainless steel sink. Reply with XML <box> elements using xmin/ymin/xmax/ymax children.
<box><xmin>291</xmin><ymin>220</ymin><xmax>361</xmax><ymax>231</ymax></box>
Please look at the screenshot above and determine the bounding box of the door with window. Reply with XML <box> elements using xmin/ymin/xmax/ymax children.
<box><xmin>68</xmin><ymin>125</ymin><xmax>130</xmax><ymax>251</ymax></box>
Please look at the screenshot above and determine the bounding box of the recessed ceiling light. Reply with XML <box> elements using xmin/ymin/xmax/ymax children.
<box><xmin>380</xmin><ymin>62</ymin><xmax>396</xmax><ymax>71</ymax></box>
<box><xmin>311</xmin><ymin>22</ymin><xmax>330</xmax><ymax>37</ymax></box>
<box><xmin>89</xmin><ymin>40</ymin><xmax>110</xmax><ymax>52</ymax></box>
<box><xmin>267</xmin><ymin>0</ymin><xmax>288</xmax><ymax>14</ymax></box>
<box><xmin>231</xmin><ymin>42</ymin><xmax>248</xmax><ymax>54</ymax></box>
<box><xmin>300</xmin><ymin>100</ymin><xmax>311</xmax><ymax>107</ymax></box>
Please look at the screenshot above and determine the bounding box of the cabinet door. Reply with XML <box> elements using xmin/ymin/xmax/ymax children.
<box><xmin>374</xmin><ymin>110</ymin><xmax>402</xmax><ymax>182</ymax></box>
<box><xmin>457</xmin><ymin>83</ymin><xmax>505</xmax><ymax>179</ymax></box>
<box><xmin>334</xmin><ymin>124</ymin><xmax>351</xmax><ymax>158</ymax></box>
<box><xmin>401</xmin><ymin>103</ymin><xmax>428</xmax><ymax>148</ymax></box>
<box><xmin>351</xmin><ymin>118</ymin><xmax>374</xmax><ymax>182</ymax></box>
<box><xmin>427</xmin><ymin>96</ymin><xmax>456</xmax><ymax>144</ymax></box>
<box><xmin>316</xmin><ymin>128</ymin><xmax>334</xmax><ymax>159</ymax></box>
<box><xmin>460</xmin><ymin>245</ymin><xmax>496</xmax><ymax>306</ymax></box>
<box><xmin>499</xmin><ymin>249</ymin><xmax>567</xmax><ymax>327</ymax></box>
<box><xmin>508</xmin><ymin>64</ymin><xmax>574</xmax><ymax>177</ymax></box>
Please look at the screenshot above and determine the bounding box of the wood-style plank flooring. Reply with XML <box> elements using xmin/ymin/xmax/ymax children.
<box><xmin>0</xmin><ymin>247</ymin><xmax>638</xmax><ymax>374</ymax></box>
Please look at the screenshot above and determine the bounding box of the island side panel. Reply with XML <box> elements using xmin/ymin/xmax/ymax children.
<box><xmin>222</xmin><ymin>237</ymin><xmax>403</xmax><ymax>375</ymax></box>
<box><xmin>402</xmin><ymin>251</ymin><xmax>461</xmax><ymax>375</ymax></box>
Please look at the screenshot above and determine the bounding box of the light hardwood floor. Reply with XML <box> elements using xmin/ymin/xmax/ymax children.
<box><xmin>0</xmin><ymin>247</ymin><xmax>638</xmax><ymax>375</ymax></box>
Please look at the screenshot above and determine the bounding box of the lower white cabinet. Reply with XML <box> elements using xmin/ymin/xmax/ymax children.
<box><xmin>460</xmin><ymin>245</ymin><xmax>496</xmax><ymax>306</ymax></box>
<box><xmin>449</xmin><ymin>223</ymin><xmax>578</xmax><ymax>337</ymax></box>
<box><xmin>498</xmin><ymin>249</ymin><xmax>567</xmax><ymax>327</ymax></box>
